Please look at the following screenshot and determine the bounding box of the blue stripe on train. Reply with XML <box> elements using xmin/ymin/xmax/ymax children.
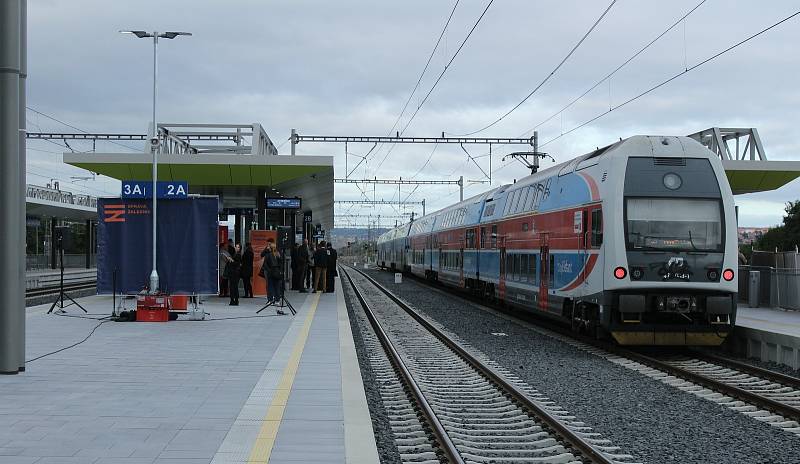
<box><xmin>434</xmin><ymin>249</ymin><xmax>589</xmax><ymax>290</ymax></box>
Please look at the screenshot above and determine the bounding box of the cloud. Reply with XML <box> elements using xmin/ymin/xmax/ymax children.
<box><xmin>23</xmin><ymin>0</ymin><xmax>800</xmax><ymax>227</ymax></box>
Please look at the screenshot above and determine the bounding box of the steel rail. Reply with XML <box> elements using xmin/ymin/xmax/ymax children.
<box><xmin>689</xmin><ymin>350</ymin><xmax>800</xmax><ymax>389</ymax></box>
<box><xmin>376</xmin><ymin>266</ymin><xmax>800</xmax><ymax>424</ymax></box>
<box><xmin>341</xmin><ymin>267</ymin><xmax>465</xmax><ymax>464</ymax></box>
<box><xmin>607</xmin><ymin>347</ymin><xmax>800</xmax><ymax>422</ymax></box>
<box><xmin>346</xmin><ymin>265</ymin><xmax>614</xmax><ymax>464</ymax></box>
<box><xmin>25</xmin><ymin>282</ymin><xmax>96</xmax><ymax>298</ymax></box>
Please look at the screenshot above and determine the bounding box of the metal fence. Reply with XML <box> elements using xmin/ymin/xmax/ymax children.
<box><xmin>739</xmin><ymin>265</ymin><xmax>800</xmax><ymax>311</ymax></box>
<box><xmin>26</xmin><ymin>254</ymin><xmax>96</xmax><ymax>271</ymax></box>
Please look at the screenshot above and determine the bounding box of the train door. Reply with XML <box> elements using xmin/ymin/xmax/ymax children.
<box><xmin>459</xmin><ymin>247</ymin><xmax>464</xmax><ymax>287</ymax></box>
<box><xmin>478</xmin><ymin>226</ymin><xmax>487</xmax><ymax>279</ymax></box>
<box><xmin>499</xmin><ymin>239</ymin><xmax>507</xmax><ymax>301</ymax></box>
<box><xmin>539</xmin><ymin>233</ymin><xmax>549</xmax><ymax>312</ymax></box>
<box><xmin>580</xmin><ymin>209</ymin><xmax>588</xmax><ymax>288</ymax></box>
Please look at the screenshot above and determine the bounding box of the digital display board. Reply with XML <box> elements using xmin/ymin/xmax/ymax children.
<box><xmin>266</xmin><ymin>197</ymin><xmax>301</xmax><ymax>209</ymax></box>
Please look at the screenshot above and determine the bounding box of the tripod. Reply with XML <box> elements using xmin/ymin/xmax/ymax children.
<box><xmin>256</xmin><ymin>250</ymin><xmax>296</xmax><ymax>316</ymax></box>
<box><xmin>48</xmin><ymin>234</ymin><xmax>87</xmax><ymax>314</ymax></box>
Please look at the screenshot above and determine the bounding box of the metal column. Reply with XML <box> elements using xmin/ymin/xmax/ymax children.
<box><xmin>0</xmin><ymin>0</ymin><xmax>24</xmax><ymax>374</ymax></box>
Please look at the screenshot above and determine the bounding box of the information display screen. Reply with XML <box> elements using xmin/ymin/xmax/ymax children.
<box><xmin>266</xmin><ymin>197</ymin><xmax>301</xmax><ymax>209</ymax></box>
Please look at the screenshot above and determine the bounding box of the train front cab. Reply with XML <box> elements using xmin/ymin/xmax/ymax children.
<box><xmin>605</xmin><ymin>146</ymin><xmax>738</xmax><ymax>346</ymax></box>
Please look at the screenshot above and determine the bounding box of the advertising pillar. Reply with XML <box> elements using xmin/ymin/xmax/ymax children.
<box><xmin>250</xmin><ymin>230</ymin><xmax>277</xmax><ymax>297</ymax></box>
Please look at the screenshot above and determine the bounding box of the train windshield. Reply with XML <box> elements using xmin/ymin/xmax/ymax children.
<box><xmin>626</xmin><ymin>198</ymin><xmax>723</xmax><ymax>252</ymax></box>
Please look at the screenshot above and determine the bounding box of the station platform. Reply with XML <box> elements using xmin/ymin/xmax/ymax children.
<box><xmin>2</xmin><ymin>278</ymin><xmax>379</xmax><ymax>464</ymax></box>
<box><xmin>729</xmin><ymin>304</ymin><xmax>800</xmax><ymax>370</ymax></box>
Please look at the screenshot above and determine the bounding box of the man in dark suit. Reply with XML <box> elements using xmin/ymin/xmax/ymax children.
<box><xmin>325</xmin><ymin>242</ymin><xmax>338</xmax><ymax>293</ymax></box>
<box><xmin>313</xmin><ymin>241</ymin><xmax>328</xmax><ymax>292</ymax></box>
<box><xmin>296</xmin><ymin>239</ymin><xmax>310</xmax><ymax>293</ymax></box>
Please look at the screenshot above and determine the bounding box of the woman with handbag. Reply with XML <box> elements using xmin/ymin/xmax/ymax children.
<box><xmin>261</xmin><ymin>241</ymin><xmax>284</xmax><ymax>310</ymax></box>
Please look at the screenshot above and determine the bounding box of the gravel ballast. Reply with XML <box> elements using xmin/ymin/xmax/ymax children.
<box><xmin>342</xmin><ymin>277</ymin><xmax>403</xmax><ymax>464</ymax></box>
<box><xmin>363</xmin><ymin>267</ymin><xmax>800</xmax><ymax>464</ymax></box>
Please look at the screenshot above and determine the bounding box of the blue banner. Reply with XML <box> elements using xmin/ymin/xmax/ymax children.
<box><xmin>122</xmin><ymin>180</ymin><xmax>189</xmax><ymax>199</ymax></box>
<box><xmin>96</xmin><ymin>197</ymin><xmax>218</xmax><ymax>294</ymax></box>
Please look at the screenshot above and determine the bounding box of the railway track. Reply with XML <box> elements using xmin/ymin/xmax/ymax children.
<box><xmin>370</xmin><ymin>266</ymin><xmax>800</xmax><ymax>436</ymax></box>
<box><xmin>342</xmin><ymin>265</ymin><xmax>637</xmax><ymax>464</ymax></box>
<box><xmin>25</xmin><ymin>281</ymin><xmax>96</xmax><ymax>299</ymax></box>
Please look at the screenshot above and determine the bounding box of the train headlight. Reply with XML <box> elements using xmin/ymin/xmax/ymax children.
<box><xmin>614</xmin><ymin>266</ymin><xmax>627</xmax><ymax>279</ymax></box>
<box><xmin>707</xmin><ymin>269</ymin><xmax>719</xmax><ymax>281</ymax></box>
<box><xmin>663</xmin><ymin>173</ymin><xmax>682</xmax><ymax>190</ymax></box>
<box><xmin>722</xmin><ymin>269</ymin><xmax>734</xmax><ymax>281</ymax></box>
<box><xmin>631</xmin><ymin>267</ymin><xmax>643</xmax><ymax>280</ymax></box>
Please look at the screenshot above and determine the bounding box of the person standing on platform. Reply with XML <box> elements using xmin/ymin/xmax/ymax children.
<box><xmin>241</xmin><ymin>242</ymin><xmax>254</xmax><ymax>298</ymax></box>
<box><xmin>296</xmin><ymin>239</ymin><xmax>310</xmax><ymax>293</ymax></box>
<box><xmin>228</xmin><ymin>244</ymin><xmax>242</xmax><ymax>306</ymax></box>
<box><xmin>290</xmin><ymin>243</ymin><xmax>299</xmax><ymax>290</ymax></box>
<box><xmin>325</xmin><ymin>242</ymin><xmax>338</xmax><ymax>293</ymax></box>
<box><xmin>304</xmin><ymin>240</ymin><xmax>313</xmax><ymax>290</ymax></box>
<box><xmin>263</xmin><ymin>242</ymin><xmax>284</xmax><ymax>313</ymax></box>
<box><xmin>219</xmin><ymin>243</ymin><xmax>232</xmax><ymax>297</ymax></box>
<box><xmin>313</xmin><ymin>241</ymin><xmax>328</xmax><ymax>293</ymax></box>
<box><xmin>227</xmin><ymin>238</ymin><xmax>235</xmax><ymax>257</ymax></box>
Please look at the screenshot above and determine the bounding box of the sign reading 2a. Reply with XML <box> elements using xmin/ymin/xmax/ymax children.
<box><xmin>122</xmin><ymin>180</ymin><xmax>189</xmax><ymax>199</ymax></box>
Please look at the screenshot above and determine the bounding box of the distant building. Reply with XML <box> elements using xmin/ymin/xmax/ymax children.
<box><xmin>738</xmin><ymin>227</ymin><xmax>770</xmax><ymax>245</ymax></box>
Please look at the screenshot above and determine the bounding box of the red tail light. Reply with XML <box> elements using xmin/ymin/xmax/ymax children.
<box><xmin>722</xmin><ymin>269</ymin><xmax>734</xmax><ymax>281</ymax></box>
<box><xmin>614</xmin><ymin>266</ymin><xmax>627</xmax><ymax>279</ymax></box>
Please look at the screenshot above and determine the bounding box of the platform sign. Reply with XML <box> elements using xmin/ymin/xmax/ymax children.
<box><xmin>266</xmin><ymin>197</ymin><xmax>301</xmax><ymax>209</ymax></box>
<box><xmin>122</xmin><ymin>180</ymin><xmax>189</xmax><ymax>199</ymax></box>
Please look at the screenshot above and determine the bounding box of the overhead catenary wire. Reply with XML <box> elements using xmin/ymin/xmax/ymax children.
<box><xmin>518</xmin><ymin>0</ymin><xmax>707</xmax><ymax>138</ymax></box>
<box><xmin>486</xmin><ymin>7</ymin><xmax>800</xmax><ymax>180</ymax></box>
<box><xmin>538</xmin><ymin>8</ymin><xmax>800</xmax><ymax>149</ymax></box>
<box><xmin>363</xmin><ymin>0</ymin><xmax>460</xmax><ymax>171</ymax></box>
<box><xmin>26</xmin><ymin>106</ymin><xmax>140</xmax><ymax>152</ymax></box>
<box><xmin>452</xmin><ymin>0</ymin><xmax>617</xmax><ymax>137</ymax></box>
<box><xmin>371</xmin><ymin>0</ymin><xmax>495</xmax><ymax>175</ymax></box>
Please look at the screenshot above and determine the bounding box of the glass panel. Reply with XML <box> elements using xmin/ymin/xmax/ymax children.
<box><xmin>626</xmin><ymin>198</ymin><xmax>722</xmax><ymax>251</ymax></box>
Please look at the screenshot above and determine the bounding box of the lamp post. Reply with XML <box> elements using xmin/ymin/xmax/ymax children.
<box><xmin>120</xmin><ymin>30</ymin><xmax>191</xmax><ymax>294</ymax></box>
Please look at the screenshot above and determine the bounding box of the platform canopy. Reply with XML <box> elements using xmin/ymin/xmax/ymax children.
<box><xmin>25</xmin><ymin>184</ymin><xmax>97</xmax><ymax>221</ymax></box>
<box><xmin>688</xmin><ymin>127</ymin><xmax>800</xmax><ymax>195</ymax></box>
<box><xmin>722</xmin><ymin>160</ymin><xmax>800</xmax><ymax>195</ymax></box>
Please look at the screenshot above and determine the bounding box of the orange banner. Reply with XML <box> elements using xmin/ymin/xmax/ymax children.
<box><xmin>250</xmin><ymin>230</ymin><xmax>277</xmax><ymax>297</ymax></box>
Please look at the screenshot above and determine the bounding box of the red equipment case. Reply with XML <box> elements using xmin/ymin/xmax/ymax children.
<box><xmin>136</xmin><ymin>295</ymin><xmax>169</xmax><ymax>322</ymax></box>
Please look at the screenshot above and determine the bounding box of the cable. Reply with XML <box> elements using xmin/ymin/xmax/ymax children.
<box><xmin>25</xmin><ymin>319</ymin><xmax>110</xmax><ymax>363</ymax></box>
<box><xmin>452</xmin><ymin>0</ymin><xmax>617</xmax><ymax>136</ymax></box>
<box><xmin>539</xmin><ymin>8</ymin><xmax>800</xmax><ymax>149</ymax></box>
<box><xmin>26</xmin><ymin>106</ymin><xmax>140</xmax><ymax>152</ymax></box>
<box><xmin>371</xmin><ymin>0</ymin><xmax>495</xmax><ymax>175</ymax></box>
<box><xmin>385</xmin><ymin>1</ymin><xmax>461</xmax><ymax>144</ymax></box>
<box><xmin>519</xmin><ymin>0</ymin><xmax>707</xmax><ymax>138</ymax></box>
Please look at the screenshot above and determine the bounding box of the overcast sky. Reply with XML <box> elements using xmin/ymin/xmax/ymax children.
<box><xmin>25</xmin><ymin>0</ymin><xmax>800</xmax><ymax>228</ymax></box>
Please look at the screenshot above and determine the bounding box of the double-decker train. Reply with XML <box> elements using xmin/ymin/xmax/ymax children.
<box><xmin>377</xmin><ymin>135</ymin><xmax>738</xmax><ymax>345</ymax></box>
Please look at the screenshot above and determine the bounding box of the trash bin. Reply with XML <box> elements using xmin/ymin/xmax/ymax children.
<box><xmin>748</xmin><ymin>271</ymin><xmax>760</xmax><ymax>308</ymax></box>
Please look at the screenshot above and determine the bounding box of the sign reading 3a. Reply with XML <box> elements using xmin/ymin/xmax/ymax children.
<box><xmin>122</xmin><ymin>180</ymin><xmax>189</xmax><ymax>199</ymax></box>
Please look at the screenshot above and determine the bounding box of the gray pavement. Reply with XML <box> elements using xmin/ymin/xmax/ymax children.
<box><xmin>1</xmin><ymin>278</ymin><xmax>378</xmax><ymax>464</ymax></box>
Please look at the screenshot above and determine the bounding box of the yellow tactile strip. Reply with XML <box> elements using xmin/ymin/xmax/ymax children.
<box><xmin>247</xmin><ymin>292</ymin><xmax>320</xmax><ymax>463</ymax></box>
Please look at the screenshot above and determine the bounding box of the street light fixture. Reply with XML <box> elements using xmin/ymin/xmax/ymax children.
<box><xmin>120</xmin><ymin>30</ymin><xmax>191</xmax><ymax>294</ymax></box>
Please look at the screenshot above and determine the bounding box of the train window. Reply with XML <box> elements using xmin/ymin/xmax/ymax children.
<box><xmin>591</xmin><ymin>209</ymin><xmax>603</xmax><ymax>247</ymax></box>
<box><xmin>549</xmin><ymin>254</ymin><xmax>555</xmax><ymax>287</ymax></box>
<box><xmin>522</xmin><ymin>222</ymin><xmax>529</xmax><ymax>231</ymax></box>
<box><xmin>529</xmin><ymin>254</ymin><xmax>537</xmax><ymax>283</ymax></box>
<box><xmin>520</xmin><ymin>254</ymin><xmax>529</xmax><ymax>282</ymax></box>
<box><xmin>516</xmin><ymin>188</ymin><xmax>529</xmax><ymax>213</ymax></box>
<box><xmin>491</xmin><ymin>225</ymin><xmax>498</xmax><ymax>248</ymax></box>
<box><xmin>513</xmin><ymin>255</ymin><xmax>520</xmax><ymax>281</ymax></box>
<box><xmin>480</xmin><ymin>227</ymin><xmax>487</xmax><ymax>249</ymax></box>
